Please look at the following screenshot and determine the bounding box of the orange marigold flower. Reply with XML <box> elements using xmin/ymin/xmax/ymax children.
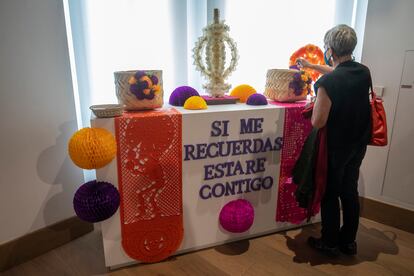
<box><xmin>139</xmin><ymin>76</ymin><xmax>153</xmax><ymax>88</ymax></box>
<box><xmin>128</xmin><ymin>76</ymin><xmax>137</xmax><ymax>85</ymax></box>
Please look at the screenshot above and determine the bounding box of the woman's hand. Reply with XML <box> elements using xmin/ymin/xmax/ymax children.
<box><xmin>296</xmin><ymin>58</ymin><xmax>312</xmax><ymax>69</ymax></box>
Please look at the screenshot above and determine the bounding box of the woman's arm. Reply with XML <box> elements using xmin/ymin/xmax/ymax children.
<box><xmin>311</xmin><ymin>86</ymin><xmax>331</xmax><ymax>129</ymax></box>
<box><xmin>296</xmin><ymin>58</ymin><xmax>334</xmax><ymax>75</ymax></box>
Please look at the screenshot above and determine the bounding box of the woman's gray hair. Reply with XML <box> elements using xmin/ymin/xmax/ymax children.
<box><xmin>324</xmin><ymin>24</ymin><xmax>357</xmax><ymax>57</ymax></box>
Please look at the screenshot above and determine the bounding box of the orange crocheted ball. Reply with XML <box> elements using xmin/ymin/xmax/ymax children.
<box><xmin>230</xmin><ymin>84</ymin><xmax>257</xmax><ymax>103</ymax></box>
<box><xmin>68</xmin><ymin>128</ymin><xmax>117</xmax><ymax>169</ymax></box>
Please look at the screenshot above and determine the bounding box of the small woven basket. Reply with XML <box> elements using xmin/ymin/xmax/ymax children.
<box><xmin>264</xmin><ymin>69</ymin><xmax>307</xmax><ymax>102</ymax></box>
<box><xmin>90</xmin><ymin>104</ymin><xmax>123</xmax><ymax>118</ymax></box>
<box><xmin>114</xmin><ymin>70</ymin><xmax>163</xmax><ymax>111</ymax></box>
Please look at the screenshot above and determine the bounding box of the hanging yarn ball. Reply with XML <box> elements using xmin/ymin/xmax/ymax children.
<box><xmin>68</xmin><ymin>127</ymin><xmax>116</xmax><ymax>169</ymax></box>
<box><xmin>183</xmin><ymin>96</ymin><xmax>208</xmax><ymax>110</ymax></box>
<box><xmin>230</xmin><ymin>84</ymin><xmax>257</xmax><ymax>103</ymax></box>
<box><xmin>246</xmin><ymin>93</ymin><xmax>268</xmax><ymax>106</ymax></box>
<box><xmin>169</xmin><ymin>86</ymin><xmax>200</xmax><ymax>106</ymax></box>
<box><xmin>219</xmin><ymin>199</ymin><xmax>255</xmax><ymax>233</ymax></box>
<box><xmin>73</xmin><ymin>180</ymin><xmax>120</xmax><ymax>223</ymax></box>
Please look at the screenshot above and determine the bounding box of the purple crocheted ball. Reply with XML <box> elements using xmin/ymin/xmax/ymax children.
<box><xmin>219</xmin><ymin>199</ymin><xmax>254</xmax><ymax>233</ymax></box>
<box><xmin>246</xmin><ymin>93</ymin><xmax>268</xmax><ymax>106</ymax></box>
<box><xmin>169</xmin><ymin>86</ymin><xmax>200</xmax><ymax>106</ymax></box>
<box><xmin>73</xmin><ymin>180</ymin><xmax>120</xmax><ymax>223</ymax></box>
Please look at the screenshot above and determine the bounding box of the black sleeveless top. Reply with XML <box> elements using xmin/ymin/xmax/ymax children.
<box><xmin>314</xmin><ymin>60</ymin><xmax>372</xmax><ymax>149</ymax></box>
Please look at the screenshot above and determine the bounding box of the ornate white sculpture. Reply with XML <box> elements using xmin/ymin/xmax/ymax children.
<box><xmin>193</xmin><ymin>9</ymin><xmax>239</xmax><ymax>97</ymax></box>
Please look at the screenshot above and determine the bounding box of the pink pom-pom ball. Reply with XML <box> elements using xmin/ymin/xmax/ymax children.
<box><xmin>219</xmin><ymin>199</ymin><xmax>254</xmax><ymax>233</ymax></box>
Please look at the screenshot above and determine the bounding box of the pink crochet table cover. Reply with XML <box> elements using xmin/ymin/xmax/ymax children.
<box><xmin>270</xmin><ymin>101</ymin><xmax>313</xmax><ymax>224</ymax></box>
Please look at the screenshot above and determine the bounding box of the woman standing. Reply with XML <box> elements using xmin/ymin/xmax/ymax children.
<box><xmin>297</xmin><ymin>24</ymin><xmax>372</xmax><ymax>257</ymax></box>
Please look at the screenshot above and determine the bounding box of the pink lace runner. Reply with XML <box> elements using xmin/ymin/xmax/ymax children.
<box><xmin>269</xmin><ymin>100</ymin><xmax>309</xmax><ymax>108</ymax></box>
<box><xmin>270</xmin><ymin>102</ymin><xmax>314</xmax><ymax>224</ymax></box>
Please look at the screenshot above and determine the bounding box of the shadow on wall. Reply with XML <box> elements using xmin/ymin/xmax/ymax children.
<box><xmin>284</xmin><ymin>223</ymin><xmax>399</xmax><ymax>266</ymax></box>
<box><xmin>35</xmin><ymin>120</ymin><xmax>84</xmax><ymax>230</ymax></box>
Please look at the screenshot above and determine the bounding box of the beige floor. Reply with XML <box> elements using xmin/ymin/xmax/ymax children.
<box><xmin>2</xmin><ymin>218</ymin><xmax>414</xmax><ymax>276</ymax></box>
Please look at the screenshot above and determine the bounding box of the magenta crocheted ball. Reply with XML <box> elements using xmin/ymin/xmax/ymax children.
<box><xmin>246</xmin><ymin>93</ymin><xmax>268</xmax><ymax>105</ymax></box>
<box><xmin>169</xmin><ymin>86</ymin><xmax>200</xmax><ymax>106</ymax></box>
<box><xmin>219</xmin><ymin>199</ymin><xmax>255</xmax><ymax>233</ymax></box>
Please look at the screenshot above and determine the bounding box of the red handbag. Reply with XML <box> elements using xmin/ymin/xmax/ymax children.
<box><xmin>369</xmin><ymin>87</ymin><xmax>388</xmax><ymax>146</ymax></box>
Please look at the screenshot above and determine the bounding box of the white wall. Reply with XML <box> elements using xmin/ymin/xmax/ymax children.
<box><xmin>0</xmin><ymin>0</ymin><xmax>84</xmax><ymax>243</ymax></box>
<box><xmin>360</xmin><ymin>0</ymin><xmax>414</xmax><ymax>210</ymax></box>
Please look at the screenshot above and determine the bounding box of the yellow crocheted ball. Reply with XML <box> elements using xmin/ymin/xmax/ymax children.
<box><xmin>68</xmin><ymin>128</ymin><xmax>117</xmax><ymax>169</ymax></box>
<box><xmin>183</xmin><ymin>96</ymin><xmax>208</xmax><ymax>110</ymax></box>
<box><xmin>230</xmin><ymin>84</ymin><xmax>257</xmax><ymax>103</ymax></box>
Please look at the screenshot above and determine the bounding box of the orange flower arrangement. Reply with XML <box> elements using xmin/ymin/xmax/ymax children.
<box><xmin>289</xmin><ymin>44</ymin><xmax>325</xmax><ymax>82</ymax></box>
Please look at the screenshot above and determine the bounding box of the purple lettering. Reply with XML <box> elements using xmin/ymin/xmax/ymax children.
<box><xmin>262</xmin><ymin>176</ymin><xmax>273</xmax><ymax>189</ymax></box>
<box><xmin>245</xmin><ymin>159</ymin><xmax>256</xmax><ymax>174</ymax></box>
<box><xmin>184</xmin><ymin>144</ymin><xmax>196</xmax><ymax>161</ymax></box>
<box><xmin>275</xmin><ymin>137</ymin><xmax>283</xmax><ymax>151</ymax></box>
<box><xmin>207</xmin><ymin>143</ymin><xmax>219</xmax><ymax>158</ymax></box>
<box><xmin>233</xmin><ymin>160</ymin><xmax>245</xmax><ymax>175</ymax></box>
<box><xmin>204</xmin><ymin>164</ymin><xmax>215</xmax><ymax>180</ymax></box>
<box><xmin>251</xmin><ymin>177</ymin><xmax>261</xmax><ymax>191</ymax></box>
<box><xmin>212</xmin><ymin>183</ymin><xmax>225</xmax><ymax>197</ymax></box>
<box><xmin>199</xmin><ymin>185</ymin><xmax>211</xmax><ymax>199</ymax></box>
<box><xmin>196</xmin><ymin>143</ymin><xmax>207</xmax><ymax>159</ymax></box>
<box><xmin>257</xmin><ymin>157</ymin><xmax>266</xmax><ymax>172</ymax></box>
<box><xmin>225</xmin><ymin>181</ymin><xmax>236</xmax><ymax>196</ymax></box>
<box><xmin>210</xmin><ymin>121</ymin><xmax>222</xmax><ymax>137</ymax></box>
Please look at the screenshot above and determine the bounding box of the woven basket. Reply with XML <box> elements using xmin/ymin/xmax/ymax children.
<box><xmin>264</xmin><ymin>69</ymin><xmax>307</xmax><ymax>102</ymax></box>
<box><xmin>114</xmin><ymin>70</ymin><xmax>163</xmax><ymax>111</ymax></box>
<box><xmin>90</xmin><ymin>104</ymin><xmax>123</xmax><ymax>118</ymax></box>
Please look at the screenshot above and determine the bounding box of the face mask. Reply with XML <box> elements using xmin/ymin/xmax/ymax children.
<box><xmin>324</xmin><ymin>49</ymin><xmax>332</xmax><ymax>66</ymax></box>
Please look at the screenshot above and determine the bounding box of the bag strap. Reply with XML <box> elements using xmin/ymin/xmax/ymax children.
<box><xmin>369</xmin><ymin>72</ymin><xmax>377</xmax><ymax>100</ymax></box>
